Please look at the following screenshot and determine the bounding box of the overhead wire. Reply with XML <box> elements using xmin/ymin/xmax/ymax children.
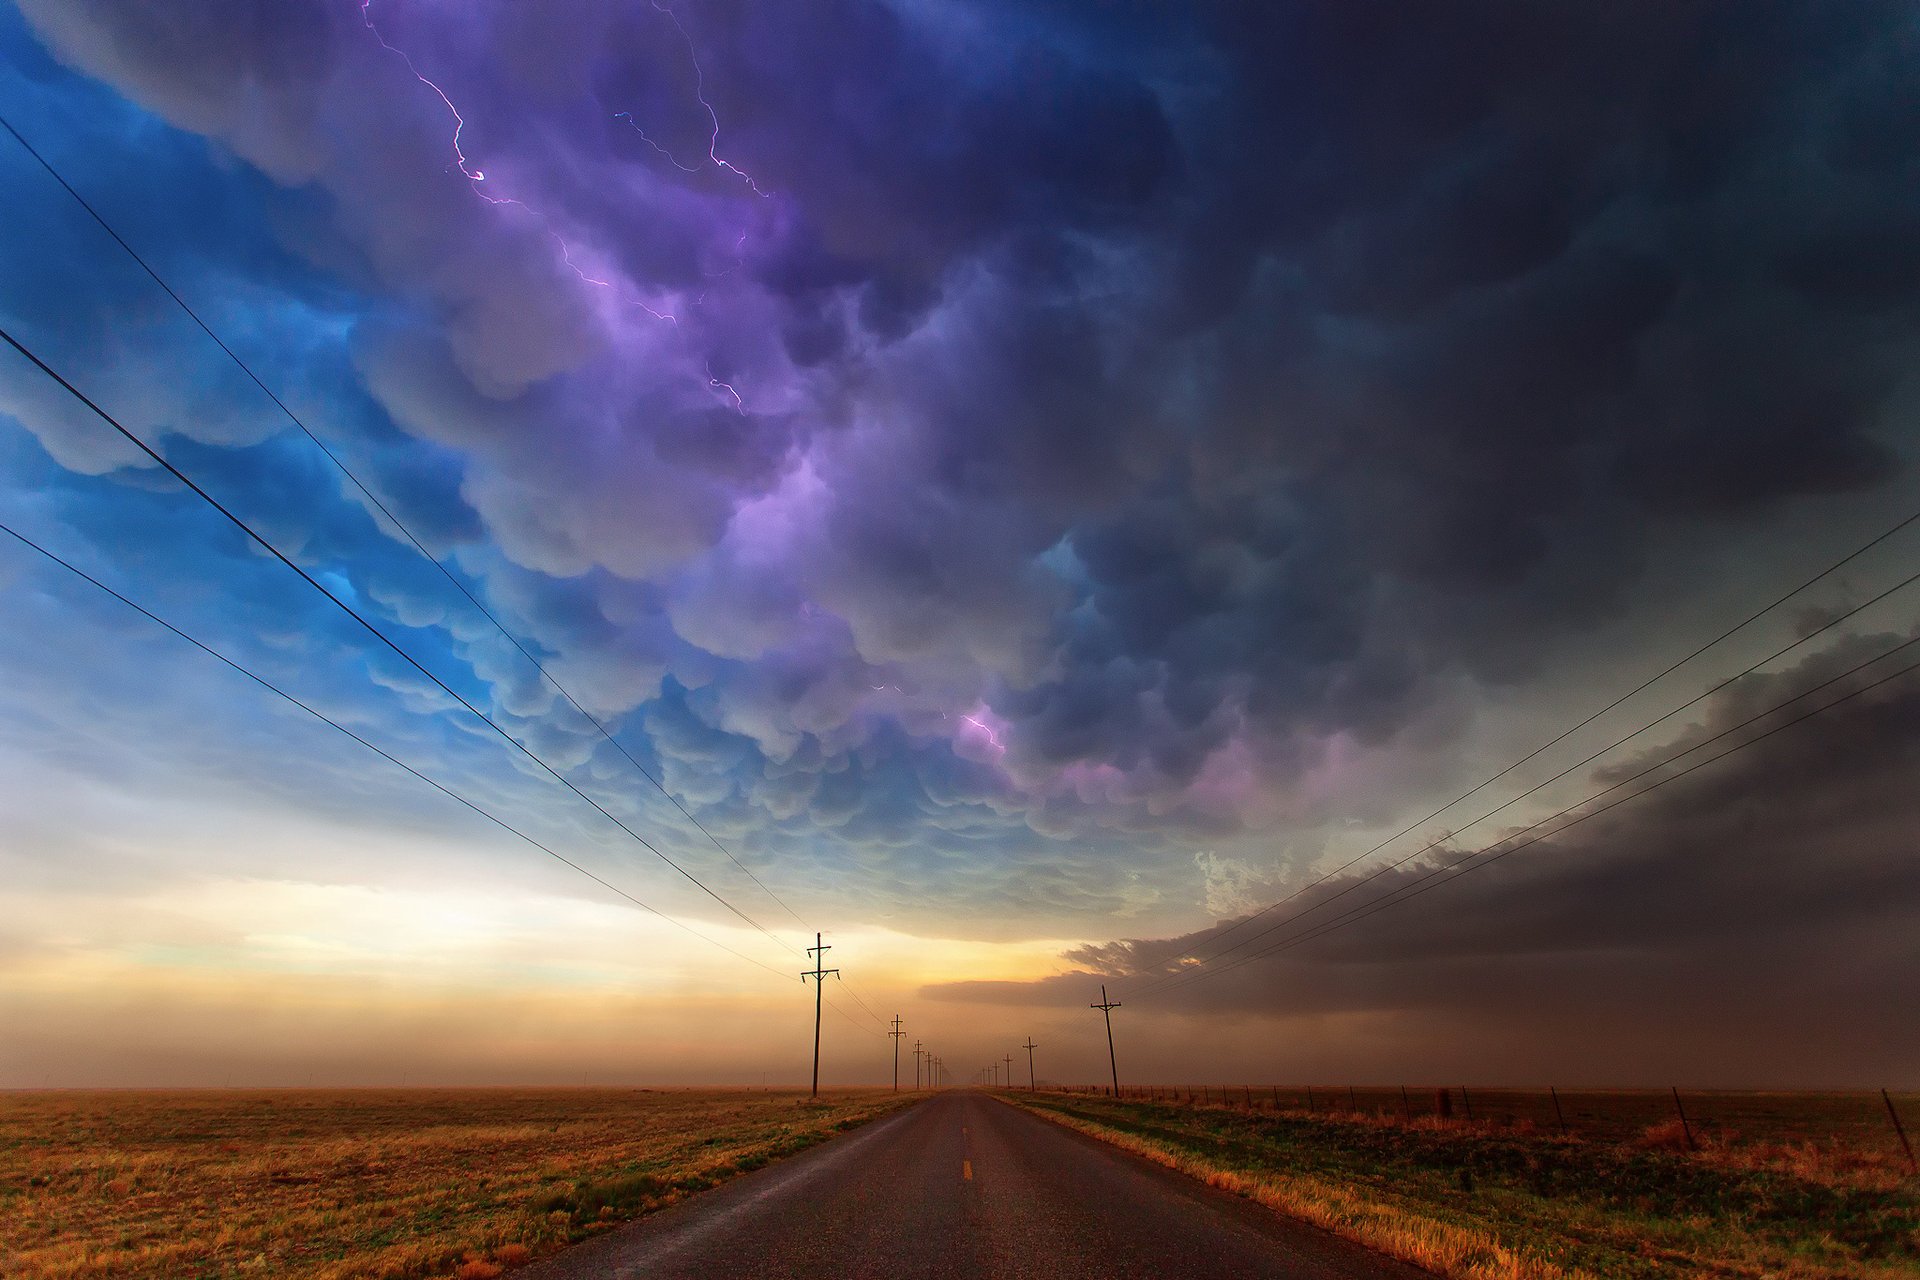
<box><xmin>1141</xmin><ymin>624</ymin><xmax>1920</xmax><ymax>998</ymax></box>
<box><xmin>0</xmin><ymin>111</ymin><xmax>809</xmax><ymax>939</ymax></box>
<box><xmin>0</xmin><ymin>324</ymin><xmax>793</xmax><ymax>958</ymax></box>
<box><xmin>1126</xmin><ymin>501</ymin><xmax>1920</xmax><ymax>991</ymax></box>
<box><xmin>1121</xmin><ymin>521</ymin><xmax>1920</xmax><ymax>997</ymax></box>
<box><xmin>831</xmin><ymin>971</ymin><xmax>894</xmax><ymax>1033</ymax></box>
<box><xmin>1123</xmin><ymin>568</ymin><xmax>1920</xmax><ymax>997</ymax></box>
<box><xmin>0</xmin><ymin>518</ymin><xmax>794</xmax><ymax>984</ymax></box>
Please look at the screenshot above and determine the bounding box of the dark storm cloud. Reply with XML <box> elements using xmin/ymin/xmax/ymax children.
<box><xmin>924</xmin><ymin>640</ymin><xmax>1920</xmax><ymax>1078</ymax></box>
<box><xmin>3</xmin><ymin>0</ymin><xmax>1919</xmax><ymax>927</ymax></box>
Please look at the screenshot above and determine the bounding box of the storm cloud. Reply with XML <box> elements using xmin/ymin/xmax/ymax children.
<box><xmin>2</xmin><ymin>0</ymin><xmax>1918</xmax><ymax>954</ymax></box>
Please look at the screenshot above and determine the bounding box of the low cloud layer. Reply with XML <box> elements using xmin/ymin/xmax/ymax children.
<box><xmin>928</xmin><ymin>640</ymin><xmax>1920</xmax><ymax>1082</ymax></box>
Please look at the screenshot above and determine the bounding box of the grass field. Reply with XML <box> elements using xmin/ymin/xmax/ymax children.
<box><xmin>1015</xmin><ymin>1089</ymin><xmax>1920</xmax><ymax>1279</ymax></box>
<box><xmin>0</xmin><ymin>1087</ymin><xmax>913</xmax><ymax>1280</ymax></box>
<box><xmin>1084</xmin><ymin>1084</ymin><xmax>1920</xmax><ymax>1152</ymax></box>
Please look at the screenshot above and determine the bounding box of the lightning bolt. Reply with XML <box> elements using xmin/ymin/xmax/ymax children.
<box><xmin>358</xmin><ymin>0</ymin><xmax>486</xmax><ymax>186</ymax></box>
<box><xmin>356</xmin><ymin>1</ymin><xmax>755</xmax><ymax>375</ymax></box>
<box><xmin>705</xmin><ymin>361</ymin><xmax>746</xmax><ymax>414</ymax></box>
<box><xmin>961</xmin><ymin>714</ymin><xmax>1006</xmax><ymax>753</ymax></box>
<box><xmin>618</xmin><ymin>0</ymin><xmax>770</xmax><ymax>198</ymax></box>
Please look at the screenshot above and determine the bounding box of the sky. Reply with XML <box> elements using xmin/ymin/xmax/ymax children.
<box><xmin>1</xmin><ymin>0</ymin><xmax>1918</xmax><ymax>1089</ymax></box>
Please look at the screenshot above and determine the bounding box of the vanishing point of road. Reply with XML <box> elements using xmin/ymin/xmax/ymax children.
<box><xmin>523</xmin><ymin>1092</ymin><xmax>1429</xmax><ymax>1279</ymax></box>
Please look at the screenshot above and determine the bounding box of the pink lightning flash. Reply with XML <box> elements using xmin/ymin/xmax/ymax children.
<box><xmin>356</xmin><ymin>0</ymin><xmax>770</xmax><ymax>396</ymax></box>
<box><xmin>705</xmin><ymin>361</ymin><xmax>746</xmax><ymax>414</ymax></box>
<box><xmin>961</xmin><ymin>714</ymin><xmax>1006</xmax><ymax>753</ymax></box>
<box><xmin>358</xmin><ymin>1</ymin><xmax>486</xmax><ymax>185</ymax></box>
<box><xmin>613</xmin><ymin>0</ymin><xmax>769</xmax><ymax>197</ymax></box>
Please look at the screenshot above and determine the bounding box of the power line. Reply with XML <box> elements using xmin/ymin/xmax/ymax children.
<box><xmin>832</xmin><ymin>971</ymin><xmax>893</xmax><ymax>1032</ymax></box>
<box><xmin>1142</xmin><ymin>627</ymin><xmax>1920</xmax><ymax>998</ymax></box>
<box><xmin>0</xmin><ymin>324</ymin><xmax>789</xmax><ymax>953</ymax></box>
<box><xmin>1289</xmin><ymin>634</ymin><xmax>1920</xmax><ymax>951</ymax></box>
<box><xmin>0</xmin><ymin>111</ymin><xmax>807</xmax><ymax>937</ymax></box>
<box><xmin>822</xmin><ymin>992</ymin><xmax>885</xmax><ymax>1039</ymax></box>
<box><xmin>1128</xmin><ymin>501</ymin><xmax>1920</xmax><ymax>991</ymax></box>
<box><xmin>0</xmin><ymin>517</ymin><xmax>792</xmax><ymax>983</ymax></box>
<box><xmin>1122</xmin><ymin>555</ymin><xmax>1920</xmax><ymax>998</ymax></box>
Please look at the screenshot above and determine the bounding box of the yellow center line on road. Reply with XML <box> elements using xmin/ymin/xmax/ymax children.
<box><xmin>962</xmin><ymin>1159</ymin><xmax>973</xmax><ymax>1181</ymax></box>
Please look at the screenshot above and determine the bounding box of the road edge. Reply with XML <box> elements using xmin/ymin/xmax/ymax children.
<box><xmin>514</xmin><ymin>1094</ymin><xmax>929</xmax><ymax>1279</ymax></box>
<box><xmin>1000</xmin><ymin>1093</ymin><xmax>1556</xmax><ymax>1280</ymax></box>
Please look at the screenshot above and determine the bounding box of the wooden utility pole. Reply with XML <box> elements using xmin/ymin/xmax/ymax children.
<box><xmin>1091</xmin><ymin>985</ymin><xmax>1122</xmax><ymax>1096</ymax></box>
<box><xmin>802</xmin><ymin>933</ymin><xmax>838</xmax><ymax>1098</ymax></box>
<box><xmin>912</xmin><ymin>1040</ymin><xmax>924</xmax><ymax>1090</ymax></box>
<box><xmin>889</xmin><ymin>1016</ymin><xmax>905</xmax><ymax>1092</ymax></box>
<box><xmin>1884</xmin><ymin>1089</ymin><xmax>1917</xmax><ymax>1174</ymax></box>
<box><xmin>1023</xmin><ymin>1038</ymin><xmax>1038</xmax><ymax>1091</ymax></box>
<box><xmin>1003</xmin><ymin>1053</ymin><xmax>1013</xmax><ymax>1090</ymax></box>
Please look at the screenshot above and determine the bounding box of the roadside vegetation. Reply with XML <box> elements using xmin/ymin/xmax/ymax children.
<box><xmin>1013</xmin><ymin>1090</ymin><xmax>1920</xmax><ymax>1279</ymax></box>
<box><xmin>0</xmin><ymin>1087</ymin><xmax>912</xmax><ymax>1280</ymax></box>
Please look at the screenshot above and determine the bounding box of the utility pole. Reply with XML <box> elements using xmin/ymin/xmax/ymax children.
<box><xmin>889</xmin><ymin>1016</ymin><xmax>905</xmax><ymax>1092</ymax></box>
<box><xmin>1092</xmin><ymin>985</ymin><xmax>1122</xmax><ymax>1096</ymax></box>
<box><xmin>1003</xmin><ymin>1053</ymin><xmax>1012</xmax><ymax>1090</ymax></box>
<box><xmin>912</xmin><ymin>1040</ymin><xmax>924</xmax><ymax>1090</ymax></box>
<box><xmin>1023</xmin><ymin>1038</ymin><xmax>1038</xmax><ymax>1091</ymax></box>
<box><xmin>802</xmin><ymin>933</ymin><xmax>839</xmax><ymax>1098</ymax></box>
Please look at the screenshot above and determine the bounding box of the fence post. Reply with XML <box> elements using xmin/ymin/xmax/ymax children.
<box><xmin>1882</xmin><ymin>1089</ymin><xmax>1917</xmax><ymax>1174</ymax></box>
<box><xmin>1671</xmin><ymin>1087</ymin><xmax>1697</xmax><ymax>1151</ymax></box>
<box><xmin>1401</xmin><ymin>1084</ymin><xmax>1412</xmax><ymax>1121</ymax></box>
<box><xmin>1349</xmin><ymin>1085</ymin><xmax>1358</xmax><ymax>1112</ymax></box>
<box><xmin>1461</xmin><ymin>1086</ymin><xmax>1473</xmax><ymax>1121</ymax></box>
<box><xmin>1245</xmin><ymin>1085</ymin><xmax>1253</xmax><ymax>1108</ymax></box>
<box><xmin>1550</xmin><ymin>1085</ymin><xmax>1568</xmax><ymax>1138</ymax></box>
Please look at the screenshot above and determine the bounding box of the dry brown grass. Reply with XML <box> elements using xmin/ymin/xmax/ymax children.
<box><xmin>1025</xmin><ymin>1105</ymin><xmax>1567</xmax><ymax>1280</ymax></box>
<box><xmin>0</xmin><ymin>1087</ymin><xmax>911</xmax><ymax>1280</ymax></box>
<box><xmin>1015</xmin><ymin>1091</ymin><xmax>1920</xmax><ymax>1280</ymax></box>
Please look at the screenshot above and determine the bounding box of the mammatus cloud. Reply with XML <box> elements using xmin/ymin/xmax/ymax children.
<box><xmin>0</xmin><ymin>0</ymin><xmax>1917</xmax><ymax>936</ymax></box>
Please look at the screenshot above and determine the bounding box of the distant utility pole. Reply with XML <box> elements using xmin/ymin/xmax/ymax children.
<box><xmin>1092</xmin><ymin>985</ymin><xmax>1122</xmax><ymax>1096</ymax></box>
<box><xmin>802</xmin><ymin>933</ymin><xmax>839</xmax><ymax>1098</ymax></box>
<box><xmin>1023</xmin><ymin>1038</ymin><xmax>1038</xmax><ymax>1091</ymax></box>
<box><xmin>889</xmin><ymin>1016</ymin><xmax>905</xmax><ymax>1092</ymax></box>
<box><xmin>1003</xmin><ymin>1053</ymin><xmax>1012</xmax><ymax>1089</ymax></box>
<box><xmin>913</xmin><ymin>1040</ymin><xmax>924</xmax><ymax>1090</ymax></box>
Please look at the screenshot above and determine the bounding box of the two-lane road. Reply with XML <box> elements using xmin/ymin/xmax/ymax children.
<box><xmin>524</xmin><ymin>1093</ymin><xmax>1428</xmax><ymax>1279</ymax></box>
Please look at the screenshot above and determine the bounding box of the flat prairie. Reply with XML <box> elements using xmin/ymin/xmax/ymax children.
<box><xmin>0</xmin><ymin>1087</ymin><xmax>911</xmax><ymax>1280</ymax></box>
<box><xmin>1019</xmin><ymin>1089</ymin><xmax>1920</xmax><ymax>1279</ymax></box>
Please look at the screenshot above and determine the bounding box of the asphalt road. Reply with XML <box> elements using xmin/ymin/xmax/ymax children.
<box><xmin>523</xmin><ymin>1092</ymin><xmax>1429</xmax><ymax>1279</ymax></box>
